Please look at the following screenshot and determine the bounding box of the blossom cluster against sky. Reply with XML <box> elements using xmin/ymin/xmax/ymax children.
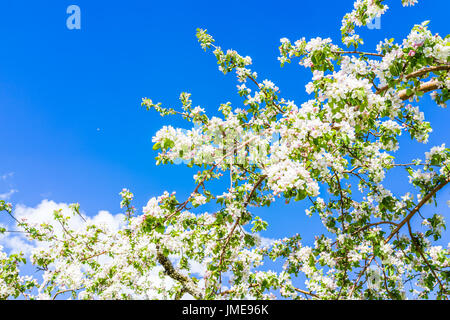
<box><xmin>0</xmin><ymin>0</ymin><xmax>449</xmax><ymax>255</ymax></box>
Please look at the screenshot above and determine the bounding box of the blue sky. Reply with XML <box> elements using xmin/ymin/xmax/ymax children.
<box><xmin>0</xmin><ymin>0</ymin><xmax>449</xmax><ymax>249</ymax></box>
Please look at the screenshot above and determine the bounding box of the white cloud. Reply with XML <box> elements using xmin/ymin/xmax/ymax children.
<box><xmin>2</xmin><ymin>235</ymin><xmax>36</xmax><ymax>256</ymax></box>
<box><xmin>258</xmin><ymin>235</ymin><xmax>276</xmax><ymax>248</ymax></box>
<box><xmin>13</xmin><ymin>199</ymin><xmax>126</xmax><ymax>232</ymax></box>
<box><xmin>189</xmin><ymin>260</ymin><xmax>207</xmax><ymax>277</ymax></box>
<box><xmin>88</xmin><ymin>209</ymin><xmax>126</xmax><ymax>232</ymax></box>
<box><xmin>0</xmin><ymin>200</ymin><xmax>213</xmax><ymax>299</ymax></box>
<box><xmin>1</xmin><ymin>199</ymin><xmax>126</xmax><ymax>255</ymax></box>
<box><xmin>0</xmin><ymin>189</ymin><xmax>18</xmax><ymax>200</ymax></box>
<box><xmin>1</xmin><ymin>172</ymin><xmax>14</xmax><ymax>181</ymax></box>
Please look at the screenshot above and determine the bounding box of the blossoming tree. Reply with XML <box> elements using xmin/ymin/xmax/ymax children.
<box><xmin>1</xmin><ymin>0</ymin><xmax>449</xmax><ymax>300</ymax></box>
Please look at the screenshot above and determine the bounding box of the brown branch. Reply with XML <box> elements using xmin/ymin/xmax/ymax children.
<box><xmin>164</xmin><ymin>136</ymin><xmax>259</xmax><ymax>222</ymax></box>
<box><xmin>385</xmin><ymin>179</ymin><xmax>449</xmax><ymax>243</ymax></box>
<box><xmin>216</xmin><ymin>174</ymin><xmax>267</xmax><ymax>291</ymax></box>
<box><xmin>332</xmin><ymin>50</ymin><xmax>384</xmax><ymax>57</ymax></box>
<box><xmin>293</xmin><ymin>287</ymin><xmax>320</xmax><ymax>299</ymax></box>
<box><xmin>407</xmin><ymin>221</ymin><xmax>447</xmax><ymax>294</ymax></box>
<box><xmin>351</xmin><ymin>221</ymin><xmax>398</xmax><ymax>237</ymax></box>
<box><xmin>398</xmin><ymin>79</ymin><xmax>441</xmax><ymax>100</ymax></box>
<box><xmin>346</xmin><ymin>179</ymin><xmax>449</xmax><ymax>298</ymax></box>
<box><xmin>52</xmin><ymin>287</ymin><xmax>83</xmax><ymax>300</ymax></box>
<box><xmin>219</xmin><ymin>283</ymin><xmax>319</xmax><ymax>299</ymax></box>
<box><xmin>80</xmin><ymin>251</ymin><xmax>107</xmax><ymax>262</ymax></box>
<box><xmin>156</xmin><ymin>245</ymin><xmax>203</xmax><ymax>299</ymax></box>
<box><xmin>348</xmin><ymin>255</ymin><xmax>375</xmax><ymax>298</ymax></box>
<box><xmin>375</xmin><ymin>65</ymin><xmax>450</xmax><ymax>96</ymax></box>
<box><xmin>403</xmin><ymin>65</ymin><xmax>450</xmax><ymax>81</ymax></box>
<box><xmin>377</xmin><ymin>260</ymin><xmax>396</xmax><ymax>300</ymax></box>
<box><xmin>243</xmin><ymin>174</ymin><xmax>267</xmax><ymax>208</ymax></box>
<box><xmin>247</xmin><ymin>74</ymin><xmax>284</xmax><ymax>114</ymax></box>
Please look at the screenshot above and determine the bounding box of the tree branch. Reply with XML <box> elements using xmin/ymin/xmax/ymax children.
<box><xmin>385</xmin><ymin>179</ymin><xmax>450</xmax><ymax>243</ymax></box>
<box><xmin>156</xmin><ymin>245</ymin><xmax>204</xmax><ymax>299</ymax></box>
<box><xmin>376</xmin><ymin>65</ymin><xmax>450</xmax><ymax>97</ymax></box>
<box><xmin>332</xmin><ymin>50</ymin><xmax>384</xmax><ymax>57</ymax></box>
<box><xmin>398</xmin><ymin>79</ymin><xmax>442</xmax><ymax>100</ymax></box>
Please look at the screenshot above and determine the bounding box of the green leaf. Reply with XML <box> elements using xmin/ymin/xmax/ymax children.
<box><xmin>155</xmin><ymin>225</ymin><xmax>165</xmax><ymax>234</ymax></box>
<box><xmin>152</xmin><ymin>142</ymin><xmax>161</xmax><ymax>150</ymax></box>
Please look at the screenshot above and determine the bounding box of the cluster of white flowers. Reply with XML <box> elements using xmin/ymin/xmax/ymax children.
<box><xmin>191</xmin><ymin>193</ymin><xmax>207</xmax><ymax>207</ymax></box>
<box><xmin>264</xmin><ymin>159</ymin><xmax>319</xmax><ymax>197</ymax></box>
<box><xmin>402</xmin><ymin>0</ymin><xmax>418</xmax><ymax>6</ymax></box>
<box><xmin>143</xmin><ymin>197</ymin><xmax>165</xmax><ymax>218</ymax></box>
<box><xmin>408</xmin><ymin>169</ymin><xmax>436</xmax><ymax>185</ymax></box>
<box><xmin>425</xmin><ymin>143</ymin><xmax>446</xmax><ymax>162</ymax></box>
<box><xmin>341</xmin><ymin>0</ymin><xmax>389</xmax><ymax>46</ymax></box>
